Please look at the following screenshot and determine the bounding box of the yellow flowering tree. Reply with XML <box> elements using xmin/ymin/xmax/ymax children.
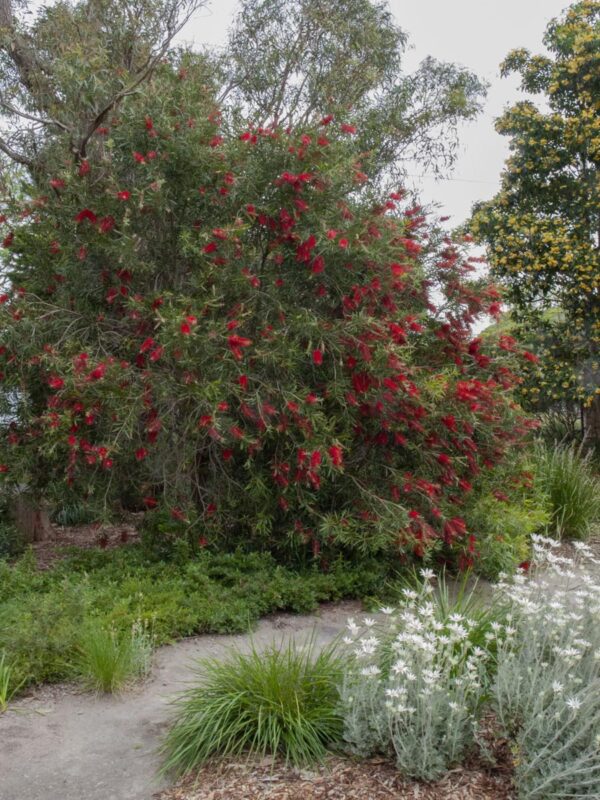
<box><xmin>471</xmin><ymin>1</ymin><xmax>600</xmax><ymax>441</ymax></box>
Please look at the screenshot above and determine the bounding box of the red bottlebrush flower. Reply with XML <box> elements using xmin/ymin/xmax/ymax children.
<box><xmin>203</xmin><ymin>242</ymin><xmax>218</xmax><ymax>254</ymax></box>
<box><xmin>326</xmin><ymin>229</ymin><xmax>338</xmax><ymax>240</ymax></box>
<box><xmin>310</xmin><ymin>450</ymin><xmax>322</xmax><ymax>469</ymax></box>
<box><xmin>217</xmin><ymin>401</ymin><xmax>229</xmax><ymax>412</ymax></box>
<box><xmin>311</xmin><ymin>255</ymin><xmax>325</xmax><ymax>274</ymax></box>
<box><xmin>222</xmin><ymin>448</ymin><xmax>234</xmax><ymax>461</ymax></box>
<box><xmin>146</xmin><ymin>150</ymin><xmax>157</xmax><ymax>160</ymax></box>
<box><xmin>441</xmin><ymin>415</ymin><xmax>457</xmax><ymax>432</ymax></box>
<box><xmin>117</xmin><ymin>190</ymin><xmax>131</xmax><ymax>201</ymax></box>
<box><xmin>145</xmin><ymin>116</ymin><xmax>154</xmax><ymax>130</ymax></box>
<box><xmin>338</xmin><ymin>238</ymin><xmax>349</xmax><ymax>249</ymax></box>
<box><xmin>341</xmin><ymin>123</ymin><xmax>357</xmax><ymax>134</ymax></box>
<box><xmin>48</xmin><ymin>375</ymin><xmax>64</xmax><ymax>390</ymax></box>
<box><xmin>78</xmin><ymin>160</ymin><xmax>90</xmax><ymax>177</ymax></box>
<box><xmin>352</xmin><ymin>372</ymin><xmax>372</xmax><ymax>394</ymax></box>
<box><xmin>98</xmin><ymin>215</ymin><xmax>115</xmax><ymax>233</ymax></box>
<box><xmin>0</xmin><ymin>293</ymin><xmax>8</xmax><ymax>304</ymax></box>
<box><xmin>170</xmin><ymin>507</ymin><xmax>187</xmax><ymax>522</ymax></box>
<box><xmin>139</xmin><ymin>337</ymin><xmax>155</xmax><ymax>353</ymax></box>
<box><xmin>50</xmin><ymin>178</ymin><xmax>66</xmax><ymax>190</ymax></box>
<box><xmin>74</xmin><ymin>208</ymin><xmax>97</xmax><ymax>224</ymax></box>
<box><xmin>149</xmin><ymin>346</ymin><xmax>164</xmax><ymax>362</ymax></box>
<box><xmin>320</xmin><ymin>114</ymin><xmax>334</xmax><ymax>126</ymax></box>
<box><xmin>209</xmin><ymin>135</ymin><xmax>223</xmax><ymax>148</ymax></box>
<box><xmin>133</xmin><ymin>151</ymin><xmax>146</xmax><ymax>163</ymax></box>
<box><xmin>312</xmin><ymin>349</ymin><xmax>323</xmax><ymax>366</ymax></box>
<box><xmin>328</xmin><ymin>445</ymin><xmax>343</xmax><ymax>467</ymax></box>
<box><xmin>135</xmin><ymin>447</ymin><xmax>148</xmax><ymax>461</ymax></box>
<box><xmin>2</xmin><ymin>231</ymin><xmax>14</xmax><ymax>248</ymax></box>
<box><xmin>0</xmin><ymin>465</ymin><xmax>8</xmax><ymax>473</ymax></box>
<box><xmin>522</xmin><ymin>351</ymin><xmax>539</xmax><ymax>363</ymax></box>
<box><xmin>143</xmin><ymin>496</ymin><xmax>158</xmax><ymax>508</ymax></box>
<box><xmin>437</xmin><ymin>453</ymin><xmax>452</xmax><ymax>467</ymax></box>
<box><xmin>408</xmin><ymin>510</ymin><xmax>420</xmax><ymax>519</ymax></box>
<box><xmin>88</xmin><ymin>364</ymin><xmax>106</xmax><ymax>381</ymax></box>
<box><xmin>305</xmin><ymin>393</ymin><xmax>318</xmax><ymax>405</ymax></box>
<box><xmin>238</xmin><ymin>374</ymin><xmax>248</xmax><ymax>391</ymax></box>
<box><xmin>518</xmin><ymin>560</ymin><xmax>531</xmax><ymax>572</ymax></box>
<box><xmin>198</xmin><ymin>536</ymin><xmax>208</xmax><ymax>548</ymax></box>
<box><xmin>228</xmin><ymin>335</ymin><xmax>252</xmax><ymax>360</ymax></box>
<box><xmin>198</xmin><ymin>415</ymin><xmax>213</xmax><ymax>427</ymax></box>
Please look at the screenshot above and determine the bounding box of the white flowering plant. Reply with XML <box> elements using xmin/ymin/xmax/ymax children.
<box><xmin>491</xmin><ymin>535</ymin><xmax>600</xmax><ymax>798</ymax></box>
<box><xmin>339</xmin><ymin>570</ymin><xmax>503</xmax><ymax>781</ymax></box>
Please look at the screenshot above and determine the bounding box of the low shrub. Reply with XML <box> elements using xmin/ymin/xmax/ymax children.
<box><xmin>465</xmin><ymin>495</ymin><xmax>549</xmax><ymax>580</ymax></box>
<box><xmin>75</xmin><ymin>619</ymin><xmax>154</xmax><ymax>693</ymax></box>
<box><xmin>492</xmin><ymin>535</ymin><xmax>600</xmax><ymax>798</ymax></box>
<box><xmin>339</xmin><ymin>571</ymin><xmax>501</xmax><ymax>781</ymax></box>
<box><xmin>534</xmin><ymin>443</ymin><xmax>600</xmax><ymax>539</ymax></box>
<box><xmin>162</xmin><ymin>637</ymin><xmax>342</xmax><ymax>774</ymax></box>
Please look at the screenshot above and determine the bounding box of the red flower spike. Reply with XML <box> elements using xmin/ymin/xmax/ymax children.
<box><xmin>312</xmin><ymin>349</ymin><xmax>323</xmax><ymax>366</ymax></box>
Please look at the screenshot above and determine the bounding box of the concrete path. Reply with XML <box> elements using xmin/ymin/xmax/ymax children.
<box><xmin>0</xmin><ymin>602</ymin><xmax>358</xmax><ymax>800</ymax></box>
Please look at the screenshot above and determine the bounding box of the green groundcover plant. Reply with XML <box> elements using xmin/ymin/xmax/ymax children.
<box><xmin>0</xmin><ymin>544</ymin><xmax>396</xmax><ymax>695</ymax></box>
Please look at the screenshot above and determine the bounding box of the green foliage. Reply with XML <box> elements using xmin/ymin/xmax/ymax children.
<box><xmin>162</xmin><ymin>637</ymin><xmax>343</xmax><ymax>774</ymax></box>
<box><xmin>226</xmin><ymin>0</ymin><xmax>486</xmax><ymax>177</ymax></box>
<box><xmin>75</xmin><ymin>619</ymin><xmax>154</xmax><ymax>693</ymax></box>
<box><xmin>534</xmin><ymin>442</ymin><xmax>600</xmax><ymax>539</ymax></box>
<box><xmin>0</xmin><ymin>545</ymin><xmax>391</xmax><ymax>694</ymax></box>
<box><xmin>466</xmin><ymin>495</ymin><xmax>549</xmax><ymax>580</ymax></box>
<box><xmin>0</xmin><ymin>652</ymin><xmax>25</xmax><ymax>713</ymax></box>
<box><xmin>470</xmin><ymin>1</ymin><xmax>600</xmax><ymax>412</ymax></box>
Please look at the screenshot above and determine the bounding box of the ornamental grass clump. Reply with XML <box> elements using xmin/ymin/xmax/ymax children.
<box><xmin>492</xmin><ymin>535</ymin><xmax>600</xmax><ymax>798</ymax></box>
<box><xmin>75</xmin><ymin>619</ymin><xmax>154</xmax><ymax>693</ymax></box>
<box><xmin>339</xmin><ymin>571</ymin><xmax>499</xmax><ymax>781</ymax></box>
<box><xmin>162</xmin><ymin>636</ymin><xmax>342</xmax><ymax>775</ymax></box>
<box><xmin>534</xmin><ymin>443</ymin><xmax>600</xmax><ymax>540</ymax></box>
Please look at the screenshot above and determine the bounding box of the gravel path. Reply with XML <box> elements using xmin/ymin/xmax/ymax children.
<box><xmin>0</xmin><ymin>602</ymin><xmax>358</xmax><ymax>800</ymax></box>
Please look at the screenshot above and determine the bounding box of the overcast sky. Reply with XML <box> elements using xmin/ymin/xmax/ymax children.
<box><xmin>181</xmin><ymin>0</ymin><xmax>570</xmax><ymax>224</ymax></box>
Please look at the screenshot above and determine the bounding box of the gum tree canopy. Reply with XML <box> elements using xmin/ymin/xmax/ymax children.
<box><xmin>471</xmin><ymin>1</ymin><xmax>600</xmax><ymax>442</ymax></box>
<box><xmin>0</xmin><ymin>1</ymin><xmax>535</xmax><ymax>564</ymax></box>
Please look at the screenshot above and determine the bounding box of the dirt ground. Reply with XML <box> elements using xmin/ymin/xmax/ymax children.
<box><xmin>0</xmin><ymin>603</ymin><xmax>358</xmax><ymax>800</ymax></box>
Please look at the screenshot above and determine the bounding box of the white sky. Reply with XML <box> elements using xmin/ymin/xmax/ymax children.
<box><xmin>182</xmin><ymin>0</ymin><xmax>569</xmax><ymax>224</ymax></box>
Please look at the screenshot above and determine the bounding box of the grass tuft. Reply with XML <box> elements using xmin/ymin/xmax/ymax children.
<box><xmin>162</xmin><ymin>635</ymin><xmax>342</xmax><ymax>775</ymax></box>
<box><xmin>0</xmin><ymin>652</ymin><xmax>26</xmax><ymax>712</ymax></box>
<box><xmin>75</xmin><ymin>619</ymin><xmax>153</xmax><ymax>693</ymax></box>
<box><xmin>535</xmin><ymin>443</ymin><xmax>600</xmax><ymax>539</ymax></box>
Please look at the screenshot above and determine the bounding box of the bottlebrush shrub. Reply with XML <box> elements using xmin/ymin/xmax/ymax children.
<box><xmin>0</xmin><ymin>58</ymin><xmax>536</xmax><ymax>565</ymax></box>
<box><xmin>492</xmin><ymin>536</ymin><xmax>600</xmax><ymax>798</ymax></box>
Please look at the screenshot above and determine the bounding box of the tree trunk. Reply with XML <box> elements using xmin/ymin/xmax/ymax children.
<box><xmin>11</xmin><ymin>495</ymin><xmax>52</xmax><ymax>543</ymax></box>
<box><xmin>583</xmin><ymin>394</ymin><xmax>600</xmax><ymax>447</ymax></box>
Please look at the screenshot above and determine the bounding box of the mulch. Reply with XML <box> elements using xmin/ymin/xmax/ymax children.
<box><xmin>156</xmin><ymin>754</ymin><xmax>515</xmax><ymax>800</ymax></box>
<box><xmin>31</xmin><ymin>519</ymin><xmax>140</xmax><ymax>569</ymax></box>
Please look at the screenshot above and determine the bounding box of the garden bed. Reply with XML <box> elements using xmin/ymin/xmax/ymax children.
<box><xmin>157</xmin><ymin>754</ymin><xmax>515</xmax><ymax>800</ymax></box>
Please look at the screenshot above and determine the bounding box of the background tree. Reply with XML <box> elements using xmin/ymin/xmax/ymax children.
<box><xmin>470</xmin><ymin>1</ymin><xmax>600</xmax><ymax>443</ymax></box>
<box><xmin>223</xmin><ymin>0</ymin><xmax>487</xmax><ymax>180</ymax></box>
<box><xmin>0</xmin><ymin>0</ymin><xmax>206</xmax><ymax>172</ymax></box>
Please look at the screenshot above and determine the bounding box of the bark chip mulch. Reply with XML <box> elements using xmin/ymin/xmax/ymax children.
<box><xmin>156</xmin><ymin>755</ymin><xmax>516</xmax><ymax>800</ymax></box>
